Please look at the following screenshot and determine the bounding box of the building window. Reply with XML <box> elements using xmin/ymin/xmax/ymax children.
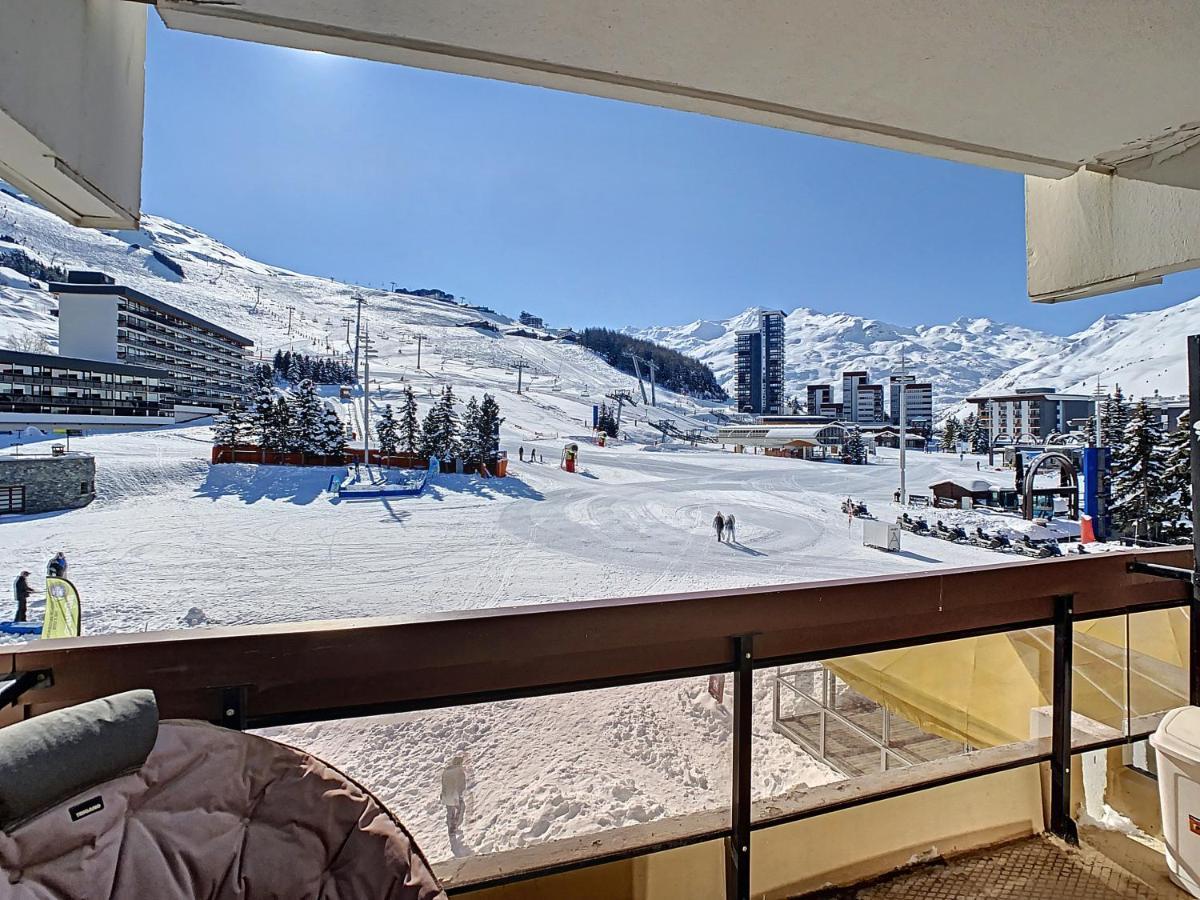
<box><xmin>80</xmin><ymin>481</ymin><xmax>90</xmax><ymax>496</ymax></box>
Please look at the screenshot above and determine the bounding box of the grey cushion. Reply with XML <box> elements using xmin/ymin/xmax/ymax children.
<box><xmin>0</xmin><ymin>689</ymin><xmax>158</xmax><ymax>830</ymax></box>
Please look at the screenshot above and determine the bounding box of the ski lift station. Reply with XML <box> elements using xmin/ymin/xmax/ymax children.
<box><xmin>9</xmin><ymin>3</ymin><xmax>1200</xmax><ymax>900</ymax></box>
<box><xmin>717</xmin><ymin>422</ymin><xmax>850</xmax><ymax>460</ymax></box>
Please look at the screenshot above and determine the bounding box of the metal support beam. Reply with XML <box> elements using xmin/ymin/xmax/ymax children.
<box><xmin>726</xmin><ymin>635</ymin><xmax>753</xmax><ymax>900</ymax></box>
<box><xmin>1050</xmin><ymin>594</ymin><xmax>1078</xmax><ymax>844</ymax></box>
<box><xmin>1127</xmin><ymin>561</ymin><xmax>1192</xmax><ymax>582</ymax></box>
<box><xmin>1189</xmin><ymin>335</ymin><xmax>1200</xmax><ymax>706</ymax></box>
<box><xmin>0</xmin><ymin>670</ymin><xmax>43</xmax><ymax>709</ymax></box>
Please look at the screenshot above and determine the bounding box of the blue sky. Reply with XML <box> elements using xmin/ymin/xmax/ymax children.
<box><xmin>142</xmin><ymin>14</ymin><xmax>1200</xmax><ymax>335</ymax></box>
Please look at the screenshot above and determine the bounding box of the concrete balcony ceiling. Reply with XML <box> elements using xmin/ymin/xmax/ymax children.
<box><xmin>7</xmin><ymin>1</ymin><xmax>1200</xmax><ymax>301</ymax></box>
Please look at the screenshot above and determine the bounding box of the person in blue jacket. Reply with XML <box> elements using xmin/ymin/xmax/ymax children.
<box><xmin>46</xmin><ymin>551</ymin><xmax>66</xmax><ymax>578</ymax></box>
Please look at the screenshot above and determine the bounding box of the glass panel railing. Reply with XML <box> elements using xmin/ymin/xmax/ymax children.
<box><xmin>1128</xmin><ymin>607</ymin><xmax>1189</xmax><ymax>736</ymax></box>
<box><xmin>757</xmin><ymin>627</ymin><xmax>1056</xmax><ymax>825</ymax></box>
<box><xmin>255</xmin><ymin>674</ymin><xmax>731</xmax><ymax>881</ymax></box>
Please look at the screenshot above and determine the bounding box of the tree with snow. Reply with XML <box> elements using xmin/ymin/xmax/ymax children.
<box><xmin>1162</xmin><ymin>411</ymin><xmax>1193</xmax><ymax>539</ymax></box>
<box><xmin>940</xmin><ymin>416</ymin><xmax>960</xmax><ymax>452</ymax></box>
<box><xmin>1101</xmin><ymin>386</ymin><xmax>1129</xmax><ymax>453</ymax></box>
<box><xmin>843</xmin><ymin>426</ymin><xmax>867</xmax><ymax>465</ymax></box>
<box><xmin>476</xmin><ymin>394</ymin><xmax>504</xmax><ymax>465</ymax></box>
<box><xmin>213</xmin><ymin>400</ymin><xmax>250</xmax><ymax>450</ymax></box>
<box><xmin>430</xmin><ymin>386</ymin><xmax>461</xmax><ymax>461</ymax></box>
<box><xmin>290</xmin><ymin>379</ymin><xmax>325</xmax><ymax>459</ymax></box>
<box><xmin>596</xmin><ymin>403</ymin><xmax>618</xmax><ymax>438</ymax></box>
<box><xmin>262</xmin><ymin>396</ymin><xmax>295</xmax><ymax>455</ymax></box>
<box><xmin>1111</xmin><ymin>400</ymin><xmax>1168</xmax><ymax>539</ymax></box>
<box><xmin>460</xmin><ymin>397</ymin><xmax>483</xmax><ymax>466</ymax></box>
<box><xmin>319</xmin><ymin>407</ymin><xmax>347</xmax><ymax>459</ymax></box>
<box><xmin>399</xmin><ymin>386</ymin><xmax>420</xmax><ymax>455</ymax></box>
<box><xmin>375</xmin><ymin>404</ymin><xmax>399</xmax><ymax>458</ymax></box>
<box><xmin>419</xmin><ymin>405</ymin><xmax>442</xmax><ymax>460</ymax></box>
<box><xmin>251</xmin><ymin>382</ymin><xmax>277</xmax><ymax>459</ymax></box>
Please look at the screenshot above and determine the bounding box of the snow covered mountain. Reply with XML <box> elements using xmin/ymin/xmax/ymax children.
<box><xmin>959</xmin><ymin>300</ymin><xmax>1200</xmax><ymax>409</ymax></box>
<box><xmin>630</xmin><ymin>307</ymin><xmax>1070</xmax><ymax>411</ymax></box>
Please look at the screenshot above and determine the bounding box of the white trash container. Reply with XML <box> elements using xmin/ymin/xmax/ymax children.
<box><xmin>1150</xmin><ymin>706</ymin><xmax>1200</xmax><ymax>897</ymax></box>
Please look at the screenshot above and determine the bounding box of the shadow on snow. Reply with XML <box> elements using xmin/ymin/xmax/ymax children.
<box><xmin>194</xmin><ymin>463</ymin><xmax>336</xmax><ymax>505</ymax></box>
<box><xmin>427</xmin><ymin>474</ymin><xmax>546</xmax><ymax>502</ymax></box>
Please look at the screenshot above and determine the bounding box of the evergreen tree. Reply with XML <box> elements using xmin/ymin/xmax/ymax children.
<box><xmin>1111</xmin><ymin>400</ymin><xmax>1168</xmax><ymax>539</ymax></box>
<box><xmin>844</xmin><ymin>426</ymin><xmax>867</xmax><ymax>464</ymax></box>
<box><xmin>399</xmin><ymin>385</ymin><xmax>420</xmax><ymax>455</ymax></box>
<box><xmin>961</xmin><ymin>413</ymin><xmax>979</xmax><ymax>453</ymax></box>
<box><xmin>252</xmin><ymin>382</ymin><xmax>277</xmax><ymax>455</ymax></box>
<box><xmin>940</xmin><ymin>416</ymin><xmax>960</xmax><ymax>452</ymax></box>
<box><xmin>596</xmin><ymin>403</ymin><xmax>618</xmax><ymax>438</ymax></box>
<box><xmin>476</xmin><ymin>394</ymin><xmax>504</xmax><ymax>465</ymax></box>
<box><xmin>1163</xmin><ymin>411</ymin><xmax>1193</xmax><ymax>539</ymax></box>
<box><xmin>319</xmin><ymin>407</ymin><xmax>347</xmax><ymax>459</ymax></box>
<box><xmin>262</xmin><ymin>396</ymin><xmax>295</xmax><ymax>454</ymax></box>
<box><xmin>376</xmin><ymin>404</ymin><xmax>399</xmax><ymax>457</ymax></box>
<box><xmin>419</xmin><ymin>405</ymin><xmax>441</xmax><ymax>460</ymax></box>
<box><xmin>1101</xmin><ymin>386</ymin><xmax>1130</xmax><ymax>452</ymax></box>
<box><xmin>460</xmin><ymin>397</ymin><xmax>483</xmax><ymax>465</ymax></box>
<box><xmin>213</xmin><ymin>400</ymin><xmax>250</xmax><ymax>449</ymax></box>
<box><xmin>431</xmin><ymin>386</ymin><xmax>461</xmax><ymax>460</ymax></box>
<box><xmin>290</xmin><ymin>379</ymin><xmax>325</xmax><ymax>458</ymax></box>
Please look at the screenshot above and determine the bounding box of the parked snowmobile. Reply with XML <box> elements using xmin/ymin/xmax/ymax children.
<box><xmin>841</xmin><ymin>498</ymin><xmax>871</xmax><ymax>518</ymax></box>
<box><xmin>1014</xmin><ymin>535</ymin><xmax>1061</xmax><ymax>558</ymax></box>
<box><xmin>968</xmin><ymin>527</ymin><xmax>1011</xmax><ymax>551</ymax></box>
<box><xmin>933</xmin><ymin>520</ymin><xmax>968</xmax><ymax>542</ymax></box>
<box><xmin>898</xmin><ymin>513</ymin><xmax>929</xmax><ymax>534</ymax></box>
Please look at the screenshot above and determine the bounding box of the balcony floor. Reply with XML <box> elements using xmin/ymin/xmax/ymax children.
<box><xmin>799</xmin><ymin>830</ymin><xmax>1191</xmax><ymax>899</ymax></box>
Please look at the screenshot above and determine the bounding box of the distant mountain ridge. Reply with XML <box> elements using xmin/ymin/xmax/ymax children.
<box><xmin>628</xmin><ymin>307</ymin><xmax>1070</xmax><ymax>412</ymax></box>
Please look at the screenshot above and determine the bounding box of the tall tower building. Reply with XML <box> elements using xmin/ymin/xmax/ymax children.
<box><xmin>735</xmin><ymin>310</ymin><xmax>787</xmax><ymax>415</ymax></box>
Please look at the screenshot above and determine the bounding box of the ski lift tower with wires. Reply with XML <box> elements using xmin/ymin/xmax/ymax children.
<box><xmin>605</xmin><ymin>389</ymin><xmax>637</xmax><ymax>434</ymax></box>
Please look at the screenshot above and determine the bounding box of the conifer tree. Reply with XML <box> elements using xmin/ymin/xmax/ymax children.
<box><xmin>399</xmin><ymin>385</ymin><xmax>420</xmax><ymax>455</ymax></box>
<box><xmin>460</xmin><ymin>396</ymin><xmax>483</xmax><ymax>466</ymax></box>
<box><xmin>375</xmin><ymin>404</ymin><xmax>399</xmax><ymax>457</ymax></box>
<box><xmin>1101</xmin><ymin>386</ymin><xmax>1129</xmax><ymax>453</ymax></box>
<box><xmin>319</xmin><ymin>407</ymin><xmax>347</xmax><ymax>459</ymax></box>
<box><xmin>263</xmin><ymin>396</ymin><xmax>295</xmax><ymax>455</ymax></box>
<box><xmin>1163</xmin><ymin>411</ymin><xmax>1193</xmax><ymax>539</ymax></box>
<box><xmin>1111</xmin><ymin>399</ymin><xmax>1167</xmax><ymax>539</ymax></box>
<box><xmin>844</xmin><ymin>426</ymin><xmax>867</xmax><ymax>464</ymax></box>
<box><xmin>432</xmin><ymin>386</ymin><xmax>461</xmax><ymax>460</ymax></box>
<box><xmin>419</xmin><ymin>405</ymin><xmax>442</xmax><ymax>460</ymax></box>
<box><xmin>290</xmin><ymin>379</ymin><xmax>325</xmax><ymax>458</ymax></box>
<box><xmin>252</xmin><ymin>382</ymin><xmax>277</xmax><ymax>458</ymax></box>
<box><xmin>940</xmin><ymin>416</ymin><xmax>960</xmax><ymax>452</ymax></box>
<box><xmin>476</xmin><ymin>394</ymin><xmax>504</xmax><ymax>465</ymax></box>
<box><xmin>213</xmin><ymin>400</ymin><xmax>250</xmax><ymax>450</ymax></box>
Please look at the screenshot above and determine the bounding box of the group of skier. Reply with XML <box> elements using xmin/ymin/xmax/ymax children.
<box><xmin>10</xmin><ymin>552</ymin><xmax>67</xmax><ymax>623</ymax></box>
<box><xmin>712</xmin><ymin>511</ymin><xmax>737</xmax><ymax>544</ymax></box>
<box><xmin>517</xmin><ymin>446</ymin><xmax>542</xmax><ymax>463</ymax></box>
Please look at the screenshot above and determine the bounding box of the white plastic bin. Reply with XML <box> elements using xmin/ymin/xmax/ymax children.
<box><xmin>1150</xmin><ymin>706</ymin><xmax>1200</xmax><ymax>897</ymax></box>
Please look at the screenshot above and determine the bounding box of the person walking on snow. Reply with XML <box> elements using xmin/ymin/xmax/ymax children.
<box><xmin>713</xmin><ymin>512</ymin><xmax>726</xmax><ymax>542</ymax></box>
<box><xmin>725</xmin><ymin>513</ymin><xmax>737</xmax><ymax>544</ymax></box>
<box><xmin>441</xmin><ymin>755</ymin><xmax>467</xmax><ymax>838</ymax></box>
<box><xmin>12</xmin><ymin>570</ymin><xmax>35</xmax><ymax>623</ymax></box>
<box><xmin>518</xmin><ymin>446</ymin><xmax>524</xmax><ymax>462</ymax></box>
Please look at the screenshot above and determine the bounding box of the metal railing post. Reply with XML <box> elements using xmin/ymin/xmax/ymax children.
<box><xmin>1050</xmin><ymin>593</ymin><xmax>1078</xmax><ymax>844</ymax></box>
<box><xmin>1188</xmin><ymin>335</ymin><xmax>1200</xmax><ymax>706</ymax></box>
<box><xmin>726</xmin><ymin>635</ymin><xmax>753</xmax><ymax>900</ymax></box>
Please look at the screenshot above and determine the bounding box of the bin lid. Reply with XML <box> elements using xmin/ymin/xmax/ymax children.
<box><xmin>1150</xmin><ymin>706</ymin><xmax>1200</xmax><ymax>763</ymax></box>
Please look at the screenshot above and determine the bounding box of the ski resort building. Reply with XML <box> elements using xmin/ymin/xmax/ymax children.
<box><xmin>0</xmin><ymin>349</ymin><xmax>174</xmax><ymax>432</ymax></box>
<box><xmin>717</xmin><ymin>422</ymin><xmax>848</xmax><ymax>459</ymax></box>
<box><xmin>968</xmin><ymin>388</ymin><xmax>1095</xmax><ymax>443</ymax></box>
<box><xmin>734</xmin><ymin>310</ymin><xmax>786</xmax><ymax>415</ymax></box>
<box><xmin>804</xmin><ymin>384</ymin><xmax>841</xmax><ymax>418</ymax></box>
<box><xmin>50</xmin><ymin>272</ymin><xmax>253</xmax><ymax>413</ymax></box>
<box><xmin>889</xmin><ymin>376</ymin><xmax>933</xmax><ymax>430</ymax></box>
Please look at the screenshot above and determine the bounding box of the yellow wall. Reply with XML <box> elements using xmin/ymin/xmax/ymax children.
<box><xmin>465</xmin><ymin>766</ymin><xmax>1045</xmax><ymax>899</ymax></box>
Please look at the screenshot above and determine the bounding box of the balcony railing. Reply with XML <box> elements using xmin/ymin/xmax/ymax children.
<box><xmin>0</xmin><ymin>548</ymin><xmax>1193</xmax><ymax>899</ymax></box>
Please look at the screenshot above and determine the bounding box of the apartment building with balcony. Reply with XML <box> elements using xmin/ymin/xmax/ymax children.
<box><xmin>50</xmin><ymin>272</ymin><xmax>253</xmax><ymax>413</ymax></box>
<box><xmin>734</xmin><ymin>310</ymin><xmax>786</xmax><ymax>415</ymax></box>
<box><xmin>968</xmin><ymin>387</ymin><xmax>1095</xmax><ymax>442</ymax></box>
<box><xmin>889</xmin><ymin>375</ymin><xmax>934</xmax><ymax>430</ymax></box>
<box><xmin>0</xmin><ymin>348</ymin><xmax>173</xmax><ymax>432</ymax></box>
